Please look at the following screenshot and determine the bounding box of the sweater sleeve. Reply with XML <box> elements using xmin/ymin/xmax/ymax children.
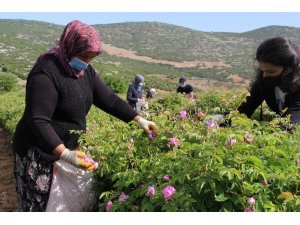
<box><xmin>25</xmin><ymin>73</ymin><xmax>63</xmax><ymax>153</ymax></box>
<box><xmin>93</xmin><ymin>75</ymin><xmax>138</xmax><ymax>122</ymax></box>
<box><xmin>237</xmin><ymin>80</ymin><xmax>264</xmax><ymax>118</ymax></box>
<box><xmin>286</xmin><ymin>90</ymin><xmax>300</xmax><ymax>125</ymax></box>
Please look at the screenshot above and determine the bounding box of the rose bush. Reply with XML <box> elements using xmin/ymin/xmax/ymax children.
<box><xmin>81</xmin><ymin>93</ymin><xmax>300</xmax><ymax>212</ymax></box>
<box><xmin>1</xmin><ymin>90</ymin><xmax>300</xmax><ymax>212</ymax></box>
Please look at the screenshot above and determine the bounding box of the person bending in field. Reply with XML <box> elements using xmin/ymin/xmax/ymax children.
<box><xmin>238</xmin><ymin>36</ymin><xmax>300</xmax><ymax>125</ymax></box>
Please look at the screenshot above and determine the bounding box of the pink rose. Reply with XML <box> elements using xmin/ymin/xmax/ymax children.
<box><xmin>118</xmin><ymin>192</ymin><xmax>129</xmax><ymax>202</ymax></box>
<box><xmin>244</xmin><ymin>132</ymin><xmax>253</xmax><ymax>143</ymax></box>
<box><xmin>163</xmin><ymin>175</ymin><xmax>170</xmax><ymax>181</ymax></box>
<box><xmin>146</xmin><ymin>186</ymin><xmax>156</xmax><ymax>197</ymax></box>
<box><xmin>207</xmin><ymin>119</ymin><xmax>217</xmax><ymax>128</ymax></box>
<box><xmin>197</xmin><ymin>111</ymin><xmax>205</xmax><ymax>118</ymax></box>
<box><xmin>81</xmin><ymin>157</ymin><xmax>98</xmax><ymax>171</ymax></box>
<box><xmin>148</xmin><ymin>132</ymin><xmax>154</xmax><ymax>141</ymax></box>
<box><xmin>179</xmin><ymin>111</ymin><xmax>187</xmax><ymax>119</ymax></box>
<box><xmin>247</xmin><ymin>197</ymin><xmax>256</xmax><ymax>205</ymax></box>
<box><xmin>225</xmin><ymin>137</ymin><xmax>236</xmax><ymax>148</ymax></box>
<box><xmin>169</xmin><ymin>138</ymin><xmax>180</xmax><ymax>147</ymax></box>
<box><xmin>106</xmin><ymin>200</ymin><xmax>112</xmax><ymax>212</ymax></box>
<box><xmin>244</xmin><ymin>208</ymin><xmax>254</xmax><ymax>212</ymax></box>
<box><xmin>163</xmin><ymin>185</ymin><xmax>176</xmax><ymax>201</ymax></box>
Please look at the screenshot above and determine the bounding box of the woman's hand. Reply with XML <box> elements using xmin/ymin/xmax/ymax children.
<box><xmin>136</xmin><ymin>117</ymin><xmax>159</xmax><ymax>136</ymax></box>
<box><xmin>59</xmin><ymin>149</ymin><xmax>95</xmax><ymax>171</ymax></box>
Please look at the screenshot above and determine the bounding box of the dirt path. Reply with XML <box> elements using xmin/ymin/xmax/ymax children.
<box><xmin>0</xmin><ymin>126</ymin><xmax>18</xmax><ymax>211</ymax></box>
<box><xmin>102</xmin><ymin>43</ymin><xmax>230</xmax><ymax>69</ymax></box>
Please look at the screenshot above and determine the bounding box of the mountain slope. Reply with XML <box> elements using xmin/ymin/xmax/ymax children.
<box><xmin>1</xmin><ymin>19</ymin><xmax>300</xmax><ymax>83</ymax></box>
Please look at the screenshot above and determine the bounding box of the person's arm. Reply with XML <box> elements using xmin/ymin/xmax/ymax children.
<box><xmin>93</xmin><ymin>75</ymin><xmax>138</xmax><ymax>122</ymax></box>
<box><xmin>286</xmin><ymin>90</ymin><xmax>300</xmax><ymax>125</ymax></box>
<box><xmin>25</xmin><ymin>73</ymin><xmax>63</xmax><ymax>154</ymax></box>
<box><xmin>237</xmin><ymin>80</ymin><xmax>264</xmax><ymax>118</ymax></box>
<box><xmin>189</xmin><ymin>92</ymin><xmax>194</xmax><ymax>101</ymax></box>
<box><xmin>93</xmin><ymin>75</ymin><xmax>158</xmax><ymax>135</ymax></box>
<box><xmin>188</xmin><ymin>85</ymin><xmax>194</xmax><ymax>101</ymax></box>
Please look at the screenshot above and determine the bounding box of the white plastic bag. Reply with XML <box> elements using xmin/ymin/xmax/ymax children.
<box><xmin>46</xmin><ymin>160</ymin><xmax>97</xmax><ymax>212</ymax></box>
<box><xmin>136</xmin><ymin>101</ymin><xmax>148</xmax><ymax>112</ymax></box>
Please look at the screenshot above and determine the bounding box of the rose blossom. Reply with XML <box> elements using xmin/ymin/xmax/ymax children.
<box><xmin>244</xmin><ymin>208</ymin><xmax>254</xmax><ymax>212</ymax></box>
<box><xmin>244</xmin><ymin>132</ymin><xmax>253</xmax><ymax>143</ymax></box>
<box><xmin>247</xmin><ymin>197</ymin><xmax>256</xmax><ymax>205</ymax></box>
<box><xmin>148</xmin><ymin>132</ymin><xmax>154</xmax><ymax>141</ymax></box>
<box><xmin>118</xmin><ymin>192</ymin><xmax>129</xmax><ymax>202</ymax></box>
<box><xmin>163</xmin><ymin>175</ymin><xmax>170</xmax><ymax>181</ymax></box>
<box><xmin>179</xmin><ymin>111</ymin><xmax>187</xmax><ymax>119</ymax></box>
<box><xmin>225</xmin><ymin>137</ymin><xmax>237</xmax><ymax>148</ymax></box>
<box><xmin>197</xmin><ymin>111</ymin><xmax>205</xmax><ymax>118</ymax></box>
<box><xmin>207</xmin><ymin>119</ymin><xmax>217</xmax><ymax>128</ymax></box>
<box><xmin>106</xmin><ymin>200</ymin><xmax>112</xmax><ymax>212</ymax></box>
<box><xmin>146</xmin><ymin>186</ymin><xmax>156</xmax><ymax>197</ymax></box>
<box><xmin>169</xmin><ymin>138</ymin><xmax>180</xmax><ymax>147</ymax></box>
<box><xmin>162</xmin><ymin>185</ymin><xmax>176</xmax><ymax>201</ymax></box>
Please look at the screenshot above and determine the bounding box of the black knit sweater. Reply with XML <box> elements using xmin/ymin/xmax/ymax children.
<box><xmin>13</xmin><ymin>55</ymin><xmax>138</xmax><ymax>157</ymax></box>
<box><xmin>237</xmin><ymin>79</ymin><xmax>300</xmax><ymax>124</ymax></box>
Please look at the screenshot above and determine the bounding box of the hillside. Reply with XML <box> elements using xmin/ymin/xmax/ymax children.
<box><xmin>1</xmin><ymin>19</ymin><xmax>300</xmax><ymax>90</ymax></box>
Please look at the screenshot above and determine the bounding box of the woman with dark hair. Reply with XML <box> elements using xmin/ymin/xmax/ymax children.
<box><xmin>12</xmin><ymin>20</ymin><xmax>158</xmax><ymax>211</ymax></box>
<box><xmin>238</xmin><ymin>36</ymin><xmax>300</xmax><ymax>124</ymax></box>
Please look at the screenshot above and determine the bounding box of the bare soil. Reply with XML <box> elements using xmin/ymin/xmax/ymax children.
<box><xmin>148</xmin><ymin>74</ymin><xmax>249</xmax><ymax>92</ymax></box>
<box><xmin>102</xmin><ymin>43</ymin><xmax>230</xmax><ymax>69</ymax></box>
<box><xmin>0</xmin><ymin>126</ymin><xmax>18</xmax><ymax>212</ymax></box>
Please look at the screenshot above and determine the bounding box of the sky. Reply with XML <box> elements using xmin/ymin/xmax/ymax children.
<box><xmin>1</xmin><ymin>12</ymin><xmax>300</xmax><ymax>33</ymax></box>
<box><xmin>1</xmin><ymin>0</ymin><xmax>300</xmax><ymax>33</ymax></box>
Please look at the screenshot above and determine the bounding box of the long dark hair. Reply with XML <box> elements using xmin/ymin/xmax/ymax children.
<box><xmin>253</xmin><ymin>36</ymin><xmax>300</xmax><ymax>93</ymax></box>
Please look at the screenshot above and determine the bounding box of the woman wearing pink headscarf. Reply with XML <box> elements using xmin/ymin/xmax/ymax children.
<box><xmin>12</xmin><ymin>20</ymin><xmax>158</xmax><ymax>211</ymax></box>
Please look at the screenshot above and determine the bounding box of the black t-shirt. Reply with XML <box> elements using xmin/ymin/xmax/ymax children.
<box><xmin>177</xmin><ymin>84</ymin><xmax>193</xmax><ymax>94</ymax></box>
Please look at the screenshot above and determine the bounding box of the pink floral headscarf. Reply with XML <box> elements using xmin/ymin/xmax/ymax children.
<box><xmin>38</xmin><ymin>20</ymin><xmax>102</xmax><ymax>78</ymax></box>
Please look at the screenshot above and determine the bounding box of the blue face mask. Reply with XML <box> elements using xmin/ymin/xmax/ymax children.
<box><xmin>69</xmin><ymin>57</ymin><xmax>89</xmax><ymax>71</ymax></box>
<box><xmin>136</xmin><ymin>83</ymin><xmax>144</xmax><ymax>92</ymax></box>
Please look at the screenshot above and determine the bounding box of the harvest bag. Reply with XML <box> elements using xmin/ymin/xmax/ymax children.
<box><xmin>46</xmin><ymin>160</ymin><xmax>97</xmax><ymax>212</ymax></box>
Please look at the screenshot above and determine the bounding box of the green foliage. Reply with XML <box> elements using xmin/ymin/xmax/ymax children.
<box><xmin>1</xmin><ymin>19</ymin><xmax>300</xmax><ymax>82</ymax></box>
<box><xmin>102</xmin><ymin>74</ymin><xmax>127</xmax><ymax>94</ymax></box>
<box><xmin>80</xmin><ymin>93</ymin><xmax>300</xmax><ymax>212</ymax></box>
<box><xmin>0</xmin><ymin>72</ymin><xmax>18</xmax><ymax>91</ymax></box>
<box><xmin>0</xmin><ymin>90</ymin><xmax>24</xmax><ymax>134</ymax></box>
<box><xmin>1</xmin><ymin>86</ymin><xmax>300</xmax><ymax>211</ymax></box>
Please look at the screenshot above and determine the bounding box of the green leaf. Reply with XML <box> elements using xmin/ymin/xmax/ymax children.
<box><xmin>277</xmin><ymin>192</ymin><xmax>294</xmax><ymax>201</ymax></box>
<box><xmin>141</xmin><ymin>199</ymin><xmax>154</xmax><ymax>212</ymax></box>
<box><xmin>247</xmin><ymin>156</ymin><xmax>265</xmax><ymax>169</ymax></box>
<box><xmin>215</xmin><ymin>193</ymin><xmax>229</xmax><ymax>202</ymax></box>
<box><xmin>227</xmin><ymin>171</ymin><xmax>234</xmax><ymax>181</ymax></box>
<box><xmin>196</xmin><ymin>180</ymin><xmax>206</xmax><ymax>194</ymax></box>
